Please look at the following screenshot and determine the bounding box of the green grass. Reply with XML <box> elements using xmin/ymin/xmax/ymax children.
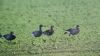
<box><xmin>0</xmin><ymin>0</ymin><xmax>100</xmax><ymax>56</ymax></box>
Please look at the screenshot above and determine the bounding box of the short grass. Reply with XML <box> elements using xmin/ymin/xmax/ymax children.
<box><xmin>0</xmin><ymin>0</ymin><xmax>100</xmax><ymax>56</ymax></box>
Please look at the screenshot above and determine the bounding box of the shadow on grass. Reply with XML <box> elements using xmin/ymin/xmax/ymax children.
<box><xmin>3</xmin><ymin>40</ymin><xmax>17</xmax><ymax>45</ymax></box>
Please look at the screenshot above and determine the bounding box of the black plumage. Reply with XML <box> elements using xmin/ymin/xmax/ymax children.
<box><xmin>43</xmin><ymin>26</ymin><xmax>54</xmax><ymax>36</ymax></box>
<box><xmin>32</xmin><ymin>25</ymin><xmax>43</xmax><ymax>37</ymax></box>
<box><xmin>3</xmin><ymin>32</ymin><xmax>16</xmax><ymax>41</ymax></box>
<box><xmin>64</xmin><ymin>25</ymin><xmax>80</xmax><ymax>36</ymax></box>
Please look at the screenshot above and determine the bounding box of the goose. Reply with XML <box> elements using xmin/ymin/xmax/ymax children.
<box><xmin>43</xmin><ymin>26</ymin><xmax>54</xmax><ymax>36</ymax></box>
<box><xmin>64</xmin><ymin>25</ymin><xmax>80</xmax><ymax>36</ymax></box>
<box><xmin>3</xmin><ymin>32</ymin><xmax>16</xmax><ymax>41</ymax></box>
<box><xmin>32</xmin><ymin>24</ymin><xmax>43</xmax><ymax>37</ymax></box>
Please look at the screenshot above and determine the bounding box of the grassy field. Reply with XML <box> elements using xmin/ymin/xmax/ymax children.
<box><xmin>0</xmin><ymin>0</ymin><xmax>100</xmax><ymax>56</ymax></box>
